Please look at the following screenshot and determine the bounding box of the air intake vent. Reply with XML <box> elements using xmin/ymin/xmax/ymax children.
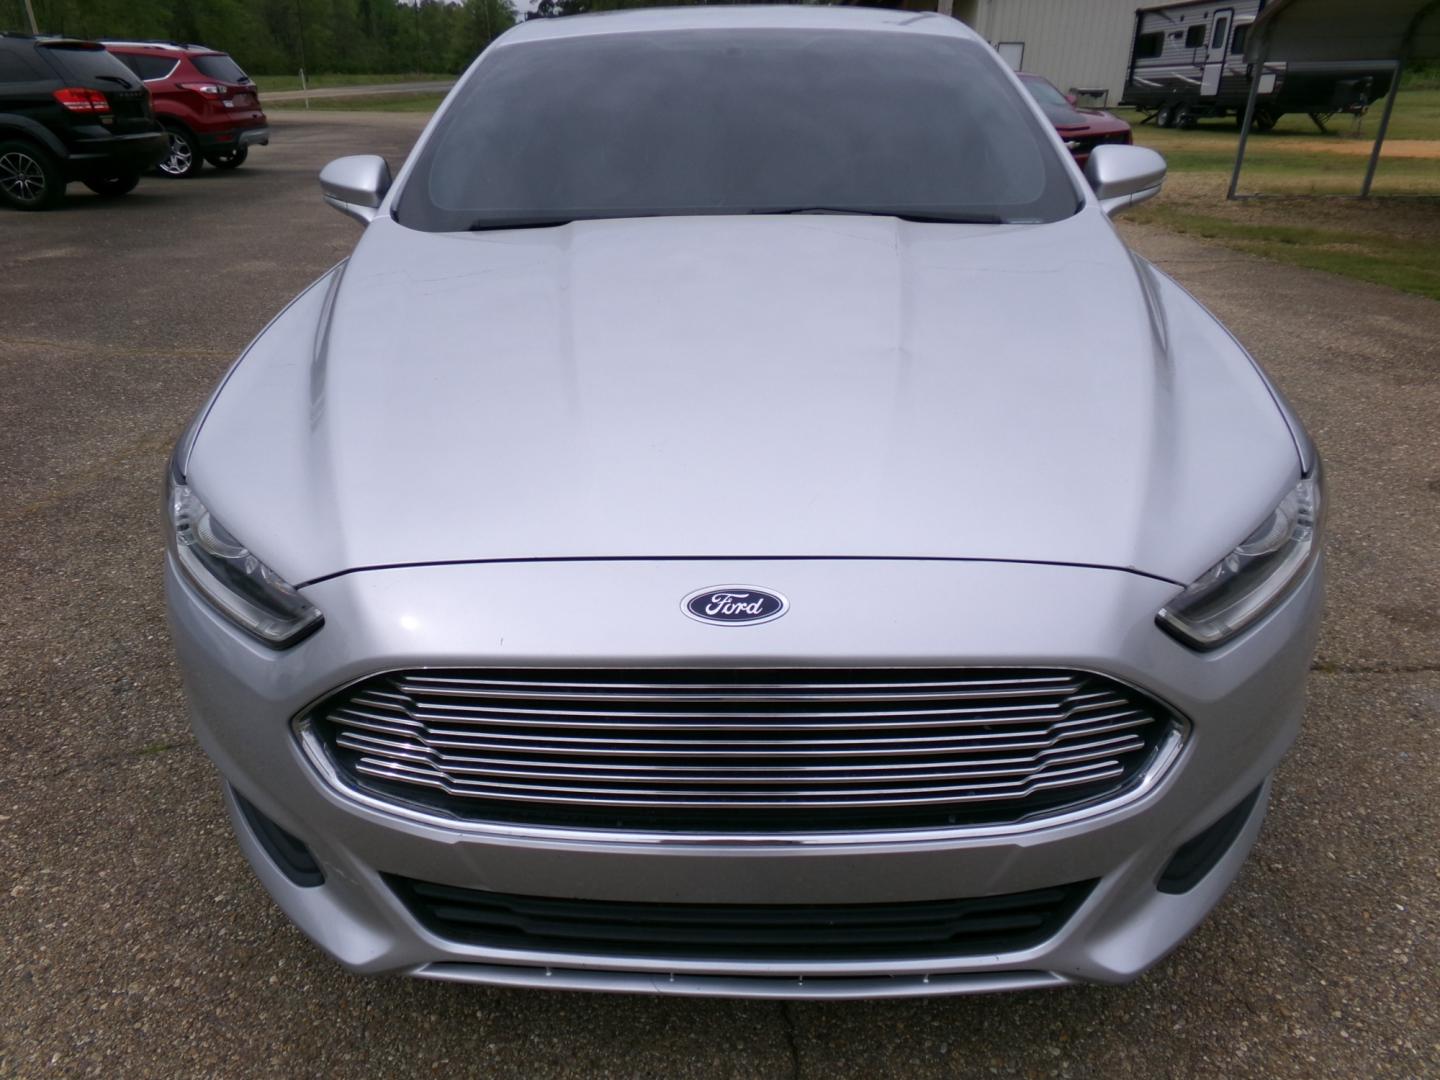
<box><xmin>387</xmin><ymin>874</ymin><xmax>1098</xmax><ymax>960</ymax></box>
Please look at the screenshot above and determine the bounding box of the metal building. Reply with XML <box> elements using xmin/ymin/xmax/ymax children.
<box><xmin>950</xmin><ymin>0</ymin><xmax>1142</xmax><ymax>105</ymax></box>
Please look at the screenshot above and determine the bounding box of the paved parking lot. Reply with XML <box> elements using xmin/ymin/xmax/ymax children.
<box><xmin>1</xmin><ymin>113</ymin><xmax>1437</xmax><ymax>1078</ymax></box>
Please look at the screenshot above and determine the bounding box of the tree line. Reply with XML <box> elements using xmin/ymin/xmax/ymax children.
<box><xmin>5</xmin><ymin>0</ymin><xmax>517</xmax><ymax>76</ymax></box>
<box><xmin>533</xmin><ymin>0</ymin><xmax>842</xmax><ymax>15</ymax></box>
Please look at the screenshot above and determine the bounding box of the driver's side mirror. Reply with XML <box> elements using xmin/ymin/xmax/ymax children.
<box><xmin>1085</xmin><ymin>144</ymin><xmax>1166</xmax><ymax>217</ymax></box>
<box><xmin>320</xmin><ymin>155</ymin><xmax>391</xmax><ymax>225</ymax></box>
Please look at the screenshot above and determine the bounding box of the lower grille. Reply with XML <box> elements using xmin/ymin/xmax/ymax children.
<box><xmin>303</xmin><ymin>668</ymin><xmax>1177</xmax><ymax>832</ymax></box>
<box><xmin>387</xmin><ymin>875</ymin><xmax>1097</xmax><ymax>960</ymax></box>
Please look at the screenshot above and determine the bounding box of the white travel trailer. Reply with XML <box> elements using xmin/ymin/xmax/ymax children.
<box><xmin>1121</xmin><ymin>0</ymin><xmax>1393</xmax><ymax>130</ymax></box>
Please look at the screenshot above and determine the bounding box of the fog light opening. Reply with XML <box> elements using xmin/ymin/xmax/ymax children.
<box><xmin>232</xmin><ymin>788</ymin><xmax>325</xmax><ymax>888</ymax></box>
<box><xmin>1157</xmin><ymin>786</ymin><xmax>1264</xmax><ymax>895</ymax></box>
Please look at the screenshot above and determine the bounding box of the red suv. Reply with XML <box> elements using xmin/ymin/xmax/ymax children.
<box><xmin>102</xmin><ymin>41</ymin><xmax>267</xmax><ymax>177</ymax></box>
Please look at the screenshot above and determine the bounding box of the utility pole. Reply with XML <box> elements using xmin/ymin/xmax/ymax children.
<box><xmin>293</xmin><ymin>0</ymin><xmax>310</xmax><ymax>83</ymax></box>
<box><xmin>23</xmin><ymin>0</ymin><xmax>39</xmax><ymax>33</ymax></box>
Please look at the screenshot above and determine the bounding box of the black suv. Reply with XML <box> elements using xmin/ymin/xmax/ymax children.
<box><xmin>0</xmin><ymin>33</ymin><xmax>167</xmax><ymax>210</ymax></box>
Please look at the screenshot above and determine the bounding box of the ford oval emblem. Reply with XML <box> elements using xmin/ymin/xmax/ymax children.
<box><xmin>682</xmin><ymin>585</ymin><xmax>789</xmax><ymax>626</ymax></box>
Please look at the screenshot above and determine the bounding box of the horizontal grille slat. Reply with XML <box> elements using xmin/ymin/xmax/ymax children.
<box><xmin>309</xmin><ymin>668</ymin><xmax>1176</xmax><ymax>831</ymax></box>
<box><xmin>398</xmin><ymin>672</ymin><xmax>1080</xmax><ymax>694</ymax></box>
<box><xmin>352</xmin><ymin>756</ymin><xmax>1129</xmax><ymax>807</ymax></box>
<box><xmin>408</xmin><ymin>705</ymin><xmax>1146</xmax><ymax>748</ymax></box>
<box><xmin>334</xmin><ymin>714</ymin><xmax>1152</xmax><ymax>762</ymax></box>
<box><xmin>366</xmin><ymin>695</ymin><xmax>1132</xmax><ymax>734</ymax></box>
<box><xmin>386</xmin><ymin>700</ymin><xmax>1107</xmax><ymax>723</ymax></box>
<box><xmin>335</xmin><ymin>731</ymin><xmax>1144</xmax><ymax>783</ymax></box>
<box><xmin>411</xmin><ymin>717</ymin><xmax>1151</xmax><ymax>761</ymax></box>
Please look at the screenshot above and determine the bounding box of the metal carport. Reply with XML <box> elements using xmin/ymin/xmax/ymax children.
<box><xmin>1228</xmin><ymin>0</ymin><xmax>1440</xmax><ymax>198</ymax></box>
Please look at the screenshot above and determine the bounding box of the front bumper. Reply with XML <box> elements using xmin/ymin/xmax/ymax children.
<box><xmin>167</xmin><ymin>556</ymin><xmax>1322</xmax><ymax>997</ymax></box>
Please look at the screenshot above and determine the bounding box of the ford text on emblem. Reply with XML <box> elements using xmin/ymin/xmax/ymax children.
<box><xmin>682</xmin><ymin>585</ymin><xmax>789</xmax><ymax>626</ymax></box>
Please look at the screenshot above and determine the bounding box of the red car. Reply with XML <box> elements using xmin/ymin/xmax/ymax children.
<box><xmin>102</xmin><ymin>40</ymin><xmax>268</xmax><ymax>178</ymax></box>
<box><xmin>1018</xmin><ymin>73</ymin><xmax>1132</xmax><ymax>169</ymax></box>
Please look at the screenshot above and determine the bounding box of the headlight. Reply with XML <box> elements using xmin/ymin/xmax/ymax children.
<box><xmin>1157</xmin><ymin>470</ymin><xmax>1322</xmax><ymax>650</ymax></box>
<box><xmin>166</xmin><ymin>460</ymin><xmax>322</xmax><ymax>647</ymax></box>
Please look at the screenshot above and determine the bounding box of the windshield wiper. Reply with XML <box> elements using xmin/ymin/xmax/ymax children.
<box><xmin>95</xmin><ymin>75</ymin><xmax>135</xmax><ymax>89</ymax></box>
<box><xmin>464</xmin><ymin>209</ymin><xmax>1005</xmax><ymax>231</ymax></box>
<box><xmin>467</xmin><ymin>218</ymin><xmax>574</xmax><ymax>232</ymax></box>
<box><xmin>751</xmin><ymin>207</ymin><xmax>1005</xmax><ymax>224</ymax></box>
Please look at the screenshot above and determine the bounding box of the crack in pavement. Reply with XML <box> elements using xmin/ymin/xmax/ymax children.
<box><xmin>778</xmin><ymin>1001</ymin><xmax>802</xmax><ymax>1080</ymax></box>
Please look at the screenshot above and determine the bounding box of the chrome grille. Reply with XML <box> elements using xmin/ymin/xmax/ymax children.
<box><xmin>305</xmin><ymin>669</ymin><xmax>1177</xmax><ymax>831</ymax></box>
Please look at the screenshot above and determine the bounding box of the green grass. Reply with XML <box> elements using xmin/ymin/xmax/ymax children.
<box><xmin>1118</xmin><ymin>89</ymin><xmax>1440</xmax><ymax>147</ymax></box>
<box><xmin>267</xmin><ymin>92</ymin><xmax>447</xmax><ymax>112</ymax></box>
<box><xmin>1402</xmin><ymin>61</ymin><xmax>1440</xmax><ymax>91</ymax></box>
<box><xmin>1118</xmin><ymin>90</ymin><xmax>1440</xmax><ymax>301</ymax></box>
<box><xmin>1161</xmin><ymin>147</ymin><xmax>1438</xmax><ymax>193</ymax></box>
<box><xmin>255</xmin><ymin>72</ymin><xmax>453</xmax><ymax>93</ymax></box>
<box><xmin>1382</xmin><ymin>88</ymin><xmax>1440</xmax><ymax>139</ymax></box>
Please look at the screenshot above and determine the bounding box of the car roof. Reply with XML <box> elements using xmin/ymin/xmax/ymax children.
<box><xmin>498</xmin><ymin>6</ymin><xmax>982</xmax><ymax>48</ymax></box>
<box><xmin>2</xmin><ymin>34</ymin><xmax>106</xmax><ymax>49</ymax></box>
<box><xmin>99</xmin><ymin>40</ymin><xmax>225</xmax><ymax>56</ymax></box>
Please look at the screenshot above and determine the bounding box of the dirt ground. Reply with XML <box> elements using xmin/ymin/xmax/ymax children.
<box><xmin>1265</xmin><ymin>137</ymin><xmax>1440</xmax><ymax>159</ymax></box>
<box><xmin>1134</xmin><ymin>170</ymin><xmax>1440</xmax><ymax>250</ymax></box>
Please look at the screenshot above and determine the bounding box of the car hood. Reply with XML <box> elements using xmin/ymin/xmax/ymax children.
<box><xmin>189</xmin><ymin>210</ymin><xmax>1299</xmax><ymax>586</ymax></box>
<box><xmin>1040</xmin><ymin>102</ymin><xmax>1129</xmax><ymax>134</ymax></box>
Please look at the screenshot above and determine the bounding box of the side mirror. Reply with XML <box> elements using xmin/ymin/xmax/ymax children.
<box><xmin>319</xmin><ymin>155</ymin><xmax>391</xmax><ymax>225</ymax></box>
<box><xmin>1085</xmin><ymin>144</ymin><xmax>1165</xmax><ymax>217</ymax></box>
<box><xmin>1065</xmin><ymin>92</ymin><xmax>1078</xmax><ymax>106</ymax></box>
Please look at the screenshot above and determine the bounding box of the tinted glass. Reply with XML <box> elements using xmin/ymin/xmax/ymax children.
<box><xmin>1211</xmin><ymin>17</ymin><xmax>1229</xmax><ymax>50</ymax></box>
<box><xmin>1230</xmin><ymin>25</ymin><xmax>1249</xmax><ymax>55</ymax></box>
<box><xmin>192</xmin><ymin>53</ymin><xmax>249</xmax><ymax>83</ymax></box>
<box><xmin>39</xmin><ymin>43</ymin><xmax>139</xmax><ymax>87</ymax></box>
<box><xmin>1185</xmin><ymin>24</ymin><xmax>1206</xmax><ymax>48</ymax></box>
<box><xmin>0</xmin><ymin>48</ymin><xmax>49</xmax><ymax>83</ymax></box>
<box><xmin>397</xmin><ymin>30</ymin><xmax>1078</xmax><ymax>232</ymax></box>
<box><xmin>1135</xmin><ymin>33</ymin><xmax>1162</xmax><ymax>60</ymax></box>
<box><xmin>117</xmin><ymin>53</ymin><xmax>179</xmax><ymax>80</ymax></box>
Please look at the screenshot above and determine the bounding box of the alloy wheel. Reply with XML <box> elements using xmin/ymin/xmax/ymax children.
<box><xmin>160</xmin><ymin>132</ymin><xmax>194</xmax><ymax>177</ymax></box>
<box><xmin>0</xmin><ymin>150</ymin><xmax>45</xmax><ymax>204</ymax></box>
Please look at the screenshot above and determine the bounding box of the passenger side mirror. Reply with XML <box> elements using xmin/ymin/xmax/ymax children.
<box><xmin>1084</xmin><ymin>145</ymin><xmax>1166</xmax><ymax>217</ymax></box>
<box><xmin>319</xmin><ymin>155</ymin><xmax>392</xmax><ymax>225</ymax></box>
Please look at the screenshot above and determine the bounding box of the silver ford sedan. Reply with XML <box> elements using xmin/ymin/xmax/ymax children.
<box><xmin>165</xmin><ymin>7</ymin><xmax>1324</xmax><ymax>999</ymax></box>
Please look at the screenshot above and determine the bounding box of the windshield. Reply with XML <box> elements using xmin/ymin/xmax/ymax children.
<box><xmin>395</xmin><ymin>29</ymin><xmax>1079</xmax><ymax>232</ymax></box>
<box><xmin>192</xmin><ymin>53</ymin><xmax>249</xmax><ymax>83</ymax></box>
<box><xmin>1020</xmin><ymin>76</ymin><xmax>1069</xmax><ymax>108</ymax></box>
